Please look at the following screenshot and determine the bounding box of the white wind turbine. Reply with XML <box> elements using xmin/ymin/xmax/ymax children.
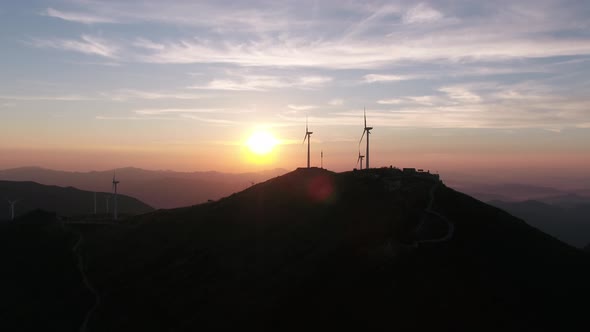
<box><xmin>112</xmin><ymin>171</ymin><xmax>120</xmax><ymax>220</ymax></box>
<box><xmin>303</xmin><ymin>116</ymin><xmax>313</xmax><ymax>168</ymax></box>
<box><xmin>356</xmin><ymin>151</ymin><xmax>365</xmax><ymax>170</ymax></box>
<box><xmin>359</xmin><ymin>108</ymin><xmax>373</xmax><ymax>169</ymax></box>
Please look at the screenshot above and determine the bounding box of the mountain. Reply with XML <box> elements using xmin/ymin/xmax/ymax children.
<box><xmin>0</xmin><ymin>180</ymin><xmax>153</xmax><ymax>219</ymax></box>
<box><xmin>489</xmin><ymin>199</ymin><xmax>590</xmax><ymax>248</ymax></box>
<box><xmin>3</xmin><ymin>168</ymin><xmax>589</xmax><ymax>331</ymax></box>
<box><xmin>74</xmin><ymin>168</ymin><xmax>588</xmax><ymax>331</ymax></box>
<box><xmin>0</xmin><ymin>166</ymin><xmax>287</xmax><ymax>209</ymax></box>
<box><xmin>449</xmin><ymin>182</ymin><xmax>568</xmax><ymax>202</ymax></box>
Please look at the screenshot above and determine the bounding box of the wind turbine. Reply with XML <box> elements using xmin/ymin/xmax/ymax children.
<box><xmin>112</xmin><ymin>171</ymin><xmax>120</xmax><ymax>220</ymax></box>
<box><xmin>321</xmin><ymin>150</ymin><xmax>324</xmax><ymax>169</ymax></box>
<box><xmin>7</xmin><ymin>200</ymin><xmax>18</xmax><ymax>221</ymax></box>
<box><xmin>303</xmin><ymin>116</ymin><xmax>313</xmax><ymax>168</ymax></box>
<box><xmin>356</xmin><ymin>151</ymin><xmax>365</xmax><ymax>170</ymax></box>
<box><xmin>359</xmin><ymin>108</ymin><xmax>373</xmax><ymax>169</ymax></box>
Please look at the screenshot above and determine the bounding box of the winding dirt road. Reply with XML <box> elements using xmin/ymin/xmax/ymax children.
<box><xmin>415</xmin><ymin>181</ymin><xmax>455</xmax><ymax>245</ymax></box>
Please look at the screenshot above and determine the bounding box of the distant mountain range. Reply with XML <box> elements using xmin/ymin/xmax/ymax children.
<box><xmin>0</xmin><ymin>166</ymin><xmax>287</xmax><ymax>209</ymax></box>
<box><xmin>0</xmin><ymin>180</ymin><xmax>153</xmax><ymax>219</ymax></box>
<box><xmin>489</xmin><ymin>198</ymin><xmax>590</xmax><ymax>248</ymax></box>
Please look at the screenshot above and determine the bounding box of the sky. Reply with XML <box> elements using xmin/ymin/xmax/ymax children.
<box><xmin>1</xmin><ymin>0</ymin><xmax>589</xmax><ymax>185</ymax></box>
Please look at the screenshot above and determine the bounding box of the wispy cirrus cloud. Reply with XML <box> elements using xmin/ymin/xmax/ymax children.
<box><xmin>29</xmin><ymin>35</ymin><xmax>118</xmax><ymax>58</ymax></box>
<box><xmin>43</xmin><ymin>8</ymin><xmax>118</xmax><ymax>24</ymax></box>
<box><xmin>287</xmin><ymin>104</ymin><xmax>317</xmax><ymax>111</ymax></box>
<box><xmin>188</xmin><ymin>74</ymin><xmax>332</xmax><ymax>91</ymax></box>
<box><xmin>328</xmin><ymin>99</ymin><xmax>344</xmax><ymax>106</ymax></box>
<box><xmin>0</xmin><ymin>94</ymin><xmax>94</xmax><ymax>101</ymax></box>
<box><xmin>363</xmin><ymin>74</ymin><xmax>420</xmax><ymax>83</ymax></box>
<box><xmin>403</xmin><ymin>3</ymin><xmax>443</xmax><ymax>24</ymax></box>
<box><xmin>377</xmin><ymin>99</ymin><xmax>403</xmax><ymax>105</ymax></box>
<box><xmin>100</xmin><ymin>89</ymin><xmax>203</xmax><ymax>101</ymax></box>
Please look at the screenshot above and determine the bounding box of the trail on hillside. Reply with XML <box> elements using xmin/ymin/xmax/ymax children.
<box><xmin>415</xmin><ymin>181</ymin><xmax>455</xmax><ymax>245</ymax></box>
<box><xmin>62</xmin><ymin>223</ymin><xmax>101</xmax><ymax>332</ymax></box>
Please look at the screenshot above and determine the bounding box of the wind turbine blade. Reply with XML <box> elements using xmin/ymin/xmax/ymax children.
<box><xmin>364</xmin><ymin>107</ymin><xmax>367</xmax><ymax>128</ymax></box>
<box><xmin>303</xmin><ymin>134</ymin><xmax>307</xmax><ymax>144</ymax></box>
<box><xmin>359</xmin><ymin>130</ymin><xmax>366</xmax><ymax>145</ymax></box>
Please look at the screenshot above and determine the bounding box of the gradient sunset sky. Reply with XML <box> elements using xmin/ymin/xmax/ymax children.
<box><xmin>1</xmin><ymin>1</ymin><xmax>589</xmax><ymax>182</ymax></box>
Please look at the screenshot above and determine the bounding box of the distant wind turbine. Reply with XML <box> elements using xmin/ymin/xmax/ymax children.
<box><xmin>112</xmin><ymin>171</ymin><xmax>120</xmax><ymax>220</ymax></box>
<box><xmin>359</xmin><ymin>108</ymin><xmax>373</xmax><ymax>169</ymax></box>
<box><xmin>7</xmin><ymin>200</ymin><xmax>18</xmax><ymax>221</ymax></box>
<box><xmin>356</xmin><ymin>151</ymin><xmax>365</xmax><ymax>170</ymax></box>
<box><xmin>321</xmin><ymin>150</ymin><xmax>324</xmax><ymax>169</ymax></box>
<box><xmin>303</xmin><ymin>116</ymin><xmax>313</xmax><ymax>168</ymax></box>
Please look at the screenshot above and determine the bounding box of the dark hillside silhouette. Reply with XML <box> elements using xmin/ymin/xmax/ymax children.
<box><xmin>0</xmin><ymin>180</ymin><xmax>153</xmax><ymax>219</ymax></box>
<box><xmin>69</xmin><ymin>168</ymin><xmax>590</xmax><ymax>331</ymax></box>
<box><xmin>0</xmin><ymin>210</ymin><xmax>93</xmax><ymax>331</ymax></box>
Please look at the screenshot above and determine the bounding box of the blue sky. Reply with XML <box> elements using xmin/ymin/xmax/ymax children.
<box><xmin>1</xmin><ymin>0</ymin><xmax>589</xmax><ymax>177</ymax></box>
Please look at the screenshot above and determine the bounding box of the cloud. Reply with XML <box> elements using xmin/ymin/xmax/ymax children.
<box><xmin>287</xmin><ymin>104</ymin><xmax>317</xmax><ymax>111</ymax></box>
<box><xmin>403</xmin><ymin>3</ymin><xmax>443</xmax><ymax>24</ymax></box>
<box><xmin>439</xmin><ymin>86</ymin><xmax>482</xmax><ymax>103</ymax></box>
<box><xmin>0</xmin><ymin>94</ymin><xmax>93</xmax><ymax>101</ymax></box>
<box><xmin>363</xmin><ymin>74</ymin><xmax>417</xmax><ymax>83</ymax></box>
<box><xmin>30</xmin><ymin>35</ymin><xmax>118</xmax><ymax>58</ymax></box>
<box><xmin>133</xmin><ymin>108</ymin><xmax>251</xmax><ymax>115</ymax></box>
<box><xmin>377</xmin><ymin>99</ymin><xmax>403</xmax><ymax>105</ymax></box>
<box><xmin>179</xmin><ymin>114</ymin><xmax>239</xmax><ymax>125</ymax></box>
<box><xmin>101</xmin><ymin>89</ymin><xmax>203</xmax><ymax>101</ymax></box>
<box><xmin>43</xmin><ymin>8</ymin><xmax>118</xmax><ymax>24</ymax></box>
<box><xmin>328</xmin><ymin>99</ymin><xmax>344</xmax><ymax>106</ymax></box>
<box><xmin>188</xmin><ymin>74</ymin><xmax>332</xmax><ymax>91</ymax></box>
<box><xmin>132</xmin><ymin>38</ymin><xmax>165</xmax><ymax>51</ymax></box>
<box><xmin>134</xmin><ymin>109</ymin><xmax>219</xmax><ymax>115</ymax></box>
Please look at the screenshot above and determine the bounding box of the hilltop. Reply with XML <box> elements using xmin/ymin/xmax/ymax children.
<box><xmin>72</xmin><ymin>167</ymin><xmax>589</xmax><ymax>331</ymax></box>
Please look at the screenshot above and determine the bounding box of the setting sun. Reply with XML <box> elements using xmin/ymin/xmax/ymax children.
<box><xmin>246</xmin><ymin>131</ymin><xmax>278</xmax><ymax>156</ymax></box>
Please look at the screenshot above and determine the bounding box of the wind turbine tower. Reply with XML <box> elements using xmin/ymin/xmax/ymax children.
<box><xmin>359</xmin><ymin>108</ymin><xmax>373</xmax><ymax>169</ymax></box>
<box><xmin>112</xmin><ymin>172</ymin><xmax>120</xmax><ymax>220</ymax></box>
<box><xmin>7</xmin><ymin>200</ymin><xmax>17</xmax><ymax>221</ymax></box>
<box><xmin>303</xmin><ymin>117</ymin><xmax>313</xmax><ymax>168</ymax></box>
<box><xmin>321</xmin><ymin>150</ymin><xmax>324</xmax><ymax>169</ymax></box>
<box><xmin>356</xmin><ymin>151</ymin><xmax>365</xmax><ymax>170</ymax></box>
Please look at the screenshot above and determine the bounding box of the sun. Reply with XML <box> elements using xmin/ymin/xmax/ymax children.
<box><xmin>246</xmin><ymin>131</ymin><xmax>278</xmax><ymax>156</ymax></box>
